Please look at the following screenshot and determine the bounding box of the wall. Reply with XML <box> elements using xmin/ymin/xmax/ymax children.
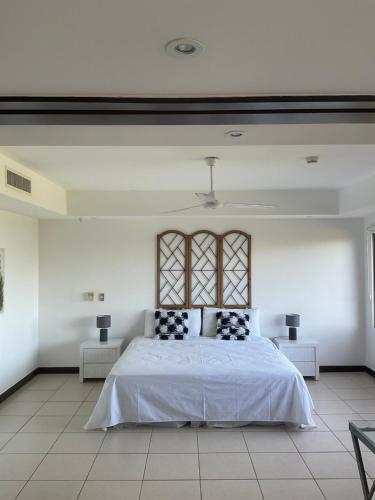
<box><xmin>365</xmin><ymin>214</ymin><xmax>375</xmax><ymax>370</ymax></box>
<box><xmin>39</xmin><ymin>217</ymin><xmax>365</xmax><ymax>367</ymax></box>
<box><xmin>0</xmin><ymin>210</ymin><xmax>39</xmax><ymax>394</ymax></box>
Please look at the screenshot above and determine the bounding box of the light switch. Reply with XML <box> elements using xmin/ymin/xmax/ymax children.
<box><xmin>86</xmin><ymin>292</ymin><xmax>95</xmax><ymax>301</ymax></box>
<box><xmin>98</xmin><ymin>293</ymin><xmax>105</xmax><ymax>301</ymax></box>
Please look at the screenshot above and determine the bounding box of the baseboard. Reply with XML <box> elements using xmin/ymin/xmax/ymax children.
<box><xmin>0</xmin><ymin>368</ymin><xmax>39</xmax><ymax>403</ymax></box>
<box><xmin>365</xmin><ymin>366</ymin><xmax>375</xmax><ymax>378</ymax></box>
<box><xmin>38</xmin><ymin>367</ymin><xmax>79</xmax><ymax>374</ymax></box>
<box><xmin>320</xmin><ymin>365</ymin><xmax>367</xmax><ymax>373</ymax></box>
<box><xmin>0</xmin><ymin>367</ymin><xmax>79</xmax><ymax>402</ymax></box>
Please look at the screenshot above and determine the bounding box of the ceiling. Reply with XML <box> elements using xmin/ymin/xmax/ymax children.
<box><xmin>1</xmin><ymin>1</ymin><xmax>375</xmax><ymax>218</ymax></box>
<box><xmin>2</xmin><ymin>124</ymin><xmax>375</xmax><ymax>147</ymax></box>
<box><xmin>2</xmin><ymin>145</ymin><xmax>375</xmax><ymax>191</ymax></box>
<box><xmin>1</xmin><ymin>0</ymin><xmax>375</xmax><ymax>96</ymax></box>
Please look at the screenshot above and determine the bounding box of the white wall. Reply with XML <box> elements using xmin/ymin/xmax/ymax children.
<box><xmin>365</xmin><ymin>214</ymin><xmax>375</xmax><ymax>370</ymax></box>
<box><xmin>0</xmin><ymin>210</ymin><xmax>39</xmax><ymax>394</ymax></box>
<box><xmin>39</xmin><ymin>217</ymin><xmax>365</xmax><ymax>367</ymax></box>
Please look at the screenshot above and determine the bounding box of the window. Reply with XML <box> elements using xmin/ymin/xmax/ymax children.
<box><xmin>157</xmin><ymin>230</ymin><xmax>251</xmax><ymax>308</ymax></box>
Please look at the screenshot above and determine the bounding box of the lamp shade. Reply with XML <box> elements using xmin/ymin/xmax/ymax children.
<box><xmin>285</xmin><ymin>313</ymin><xmax>300</xmax><ymax>327</ymax></box>
<box><xmin>97</xmin><ymin>315</ymin><xmax>111</xmax><ymax>328</ymax></box>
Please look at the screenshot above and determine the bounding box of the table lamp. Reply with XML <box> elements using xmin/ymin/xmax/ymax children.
<box><xmin>285</xmin><ymin>313</ymin><xmax>300</xmax><ymax>341</ymax></box>
<box><xmin>97</xmin><ymin>315</ymin><xmax>111</xmax><ymax>342</ymax></box>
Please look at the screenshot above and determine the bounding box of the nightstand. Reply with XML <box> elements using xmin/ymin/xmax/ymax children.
<box><xmin>80</xmin><ymin>338</ymin><xmax>125</xmax><ymax>382</ymax></box>
<box><xmin>273</xmin><ymin>336</ymin><xmax>319</xmax><ymax>380</ymax></box>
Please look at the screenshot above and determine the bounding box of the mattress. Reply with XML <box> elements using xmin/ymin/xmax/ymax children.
<box><xmin>84</xmin><ymin>335</ymin><xmax>315</xmax><ymax>430</ymax></box>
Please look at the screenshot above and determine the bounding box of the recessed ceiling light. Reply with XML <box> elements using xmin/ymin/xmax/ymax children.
<box><xmin>305</xmin><ymin>155</ymin><xmax>319</xmax><ymax>165</ymax></box>
<box><xmin>225</xmin><ymin>130</ymin><xmax>245</xmax><ymax>138</ymax></box>
<box><xmin>165</xmin><ymin>38</ymin><xmax>204</xmax><ymax>57</ymax></box>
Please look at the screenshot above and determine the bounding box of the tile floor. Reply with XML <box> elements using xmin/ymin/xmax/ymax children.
<box><xmin>1</xmin><ymin>372</ymin><xmax>375</xmax><ymax>499</ymax></box>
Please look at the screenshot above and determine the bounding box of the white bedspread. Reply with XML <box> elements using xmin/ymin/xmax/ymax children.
<box><xmin>84</xmin><ymin>336</ymin><xmax>315</xmax><ymax>429</ymax></box>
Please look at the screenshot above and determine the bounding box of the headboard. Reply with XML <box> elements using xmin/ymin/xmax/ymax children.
<box><xmin>157</xmin><ymin>230</ymin><xmax>251</xmax><ymax>309</ymax></box>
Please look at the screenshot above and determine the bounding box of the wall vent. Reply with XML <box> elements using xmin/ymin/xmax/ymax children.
<box><xmin>5</xmin><ymin>168</ymin><xmax>32</xmax><ymax>194</ymax></box>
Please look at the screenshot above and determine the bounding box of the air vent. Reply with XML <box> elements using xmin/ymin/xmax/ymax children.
<box><xmin>6</xmin><ymin>168</ymin><xmax>32</xmax><ymax>194</ymax></box>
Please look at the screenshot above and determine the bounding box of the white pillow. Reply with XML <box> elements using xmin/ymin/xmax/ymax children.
<box><xmin>144</xmin><ymin>309</ymin><xmax>201</xmax><ymax>338</ymax></box>
<box><xmin>202</xmin><ymin>307</ymin><xmax>260</xmax><ymax>337</ymax></box>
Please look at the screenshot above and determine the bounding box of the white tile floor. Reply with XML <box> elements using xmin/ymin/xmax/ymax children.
<box><xmin>1</xmin><ymin>372</ymin><xmax>375</xmax><ymax>499</ymax></box>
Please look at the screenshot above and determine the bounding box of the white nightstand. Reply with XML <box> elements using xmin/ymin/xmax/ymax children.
<box><xmin>273</xmin><ymin>336</ymin><xmax>319</xmax><ymax>380</ymax></box>
<box><xmin>80</xmin><ymin>338</ymin><xmax>125</xmax><ymax>382</ymax></box>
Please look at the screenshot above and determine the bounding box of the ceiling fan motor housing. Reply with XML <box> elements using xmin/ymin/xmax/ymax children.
<box><xmin>205</xmin><ymin>200</ymin><xmax>220</xmax><ymax>209</ymax></box>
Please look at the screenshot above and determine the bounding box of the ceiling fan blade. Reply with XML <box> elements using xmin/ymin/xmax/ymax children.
<box><xmin>195</xmin><ymin>192</ymin><xmax>216</xmax><ymax>203</ymax></box>
<box><xmin>222</xmin><ymin>202</ymin><xmax>276</xmax><ymax>209</ymax></box>
<box><xmin>160</xmin><ymin>204</ymin><xmax>205</xmax><ymax>214</ymax></box>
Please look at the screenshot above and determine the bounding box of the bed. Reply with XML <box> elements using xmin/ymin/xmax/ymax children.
<box><xmin>84</xmin><ymin>335</ymin><xmax>315</xmax><ymax>430</ymax></box>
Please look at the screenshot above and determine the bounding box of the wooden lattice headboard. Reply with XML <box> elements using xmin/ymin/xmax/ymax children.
<box><xmin>157</xmin><ymin>230</ymin><xmax>251</xmax><ymax>308</ymax></box>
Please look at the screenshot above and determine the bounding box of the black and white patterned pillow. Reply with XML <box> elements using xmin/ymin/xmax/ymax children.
<box><xmin>154</xmin><ymin>310</ymin><xmax>189</xmax><ymax>340</ymax></box>
<box><xmin>216</xmin><ymin>311</ymin><xmax>250</xmax><ymax>340</ymax></box>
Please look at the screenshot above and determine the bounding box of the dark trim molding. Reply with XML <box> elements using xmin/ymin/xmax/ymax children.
<box><xmin>0</xmin><ymin>368</ymin><xmax>39</xmax><ymax>403</ymax></box>
<box><xmin>0</xmin><ymin>367</ymin><xmax>80</xmax><ymax>403</ymax></box>
<box><xmin>320</xmin><ymin>365</ymin><xmax>367</xmax><ymax>373</ymax></box>
<box><xmin>38</xmin><ymin>367</ymin><xmax>79</xmax><ymax>374</ymax></box>
<box><xmin>1</xmin><ymin>96</ymin><xmax>375</xmax><ymax>125</ymax></box>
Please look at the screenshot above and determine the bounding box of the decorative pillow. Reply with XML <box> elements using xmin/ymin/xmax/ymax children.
<box><xmin>154</xmin><ymin>310</ymin><xmax>189</xmax><ymax>340</ymax></box>
<box><xmin>144</xmin><ymin>309</ymin><xmax>201</xmax><ymax>337</ymax></box>
<box><xmin>155</xmin><ymin>333</ymin><xmax>187</xmax><ymax>340</ymax></box>
<box><xmin>202</xmin><ymin>307</ymin><xmax>260</xmax><ymax>337</ymax></box>
<box><xmin>216</xmin><ymin>311</ymin><xmax>250</xmax><ymax>340</ymax></box>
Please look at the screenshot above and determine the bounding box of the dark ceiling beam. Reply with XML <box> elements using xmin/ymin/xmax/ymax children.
<box><xmin>1</xmin><ymin>96</ymin><xmax>375</xmax><ymax>125</ymax></box>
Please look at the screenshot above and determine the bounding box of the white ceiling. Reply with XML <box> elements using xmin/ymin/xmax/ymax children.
<box><xmin>1</xmin><ymin>0</ymin><xmax>375</xmax><ymax>96</ymax></box>
<box><xmin>2</xmin><ymin>145</ymin><xmax>375</xmax><ymax>191</ymax></box>
<box><xmin>2</xmin><ymin>124</ymin><xmax>375</xmax><ymax>147</ymax></box>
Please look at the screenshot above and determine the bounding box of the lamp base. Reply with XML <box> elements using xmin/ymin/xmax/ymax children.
<box><xmin>99</xmin><ymin>328</ymin><xmax>108</xmax><ymax>343</ymax></box>
<box><xmin>288</xmin><ymin>327</ymin><xmax>297</xmax><ymax>341</ymax></box>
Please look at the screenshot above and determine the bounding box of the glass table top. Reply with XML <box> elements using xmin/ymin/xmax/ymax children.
<box><xmin>349</xmin><ymin>420</ymin><xmax>375</xmax><ymax>453</ymax></box>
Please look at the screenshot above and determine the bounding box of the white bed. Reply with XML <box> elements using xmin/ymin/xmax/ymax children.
<box><xmin>84</xmin><ymin>335</ymin><xmax>315</xmax><ymax>430</ymax></box>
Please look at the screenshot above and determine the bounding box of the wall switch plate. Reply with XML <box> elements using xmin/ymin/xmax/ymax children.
<box><xmin>98</xmin><ymin>293</ymin><xmax>105</xmax><ymax>301</ymax></box>
<box><xmin>86</xmin><ymin>292</ymin><xmax>95</xmax><ymax>301</ymax></box>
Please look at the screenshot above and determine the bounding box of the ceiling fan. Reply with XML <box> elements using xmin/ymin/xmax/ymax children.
<box><xmin>161</xmin><ymin>156</ymin><xmax>275</xmax><ymax>214</ymax></box>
